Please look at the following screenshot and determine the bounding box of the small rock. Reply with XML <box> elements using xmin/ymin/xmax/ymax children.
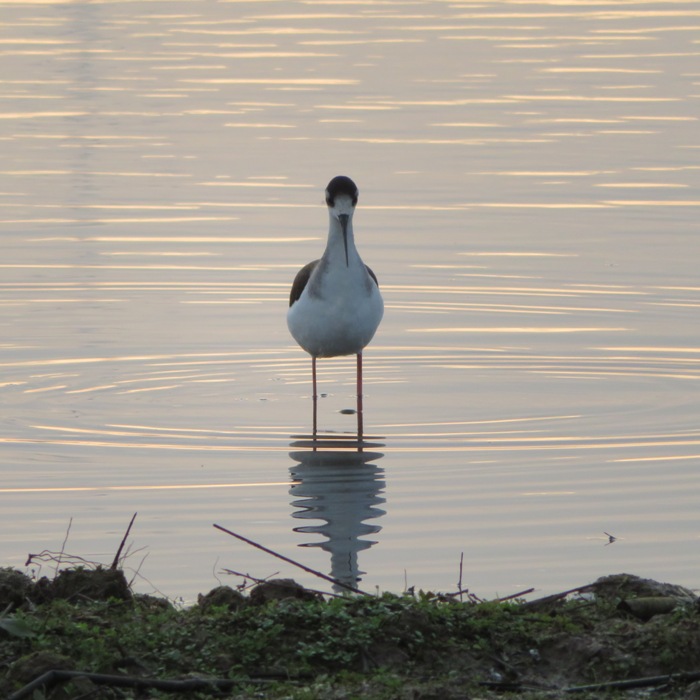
<box><xmin>249</xmin><ymin>578</ymin><xmax>320</xmax><ymax>605</ymax></box>
<box><xmin>618</xmin><ymin>596</ymin><xmax>682</xmax><ymax>621</ymax></box>
<box><xmin>197</xmin><ymin>585</ymin><xmax>246</xmax><ymax>611</ymax></box>
<box><xmin>593</xmin><ymin>573</ymin><xmax>696</xmax><ymax>604</ymax></box>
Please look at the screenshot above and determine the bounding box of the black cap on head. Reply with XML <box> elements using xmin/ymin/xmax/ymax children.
<box><xmin>325</xmin><ymin>175</ymin><xmax>358</xmax><ymax>207</ymax></box>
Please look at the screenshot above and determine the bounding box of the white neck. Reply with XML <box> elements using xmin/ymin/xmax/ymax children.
<box><xmin>323</xmin><ymin>212</ymin><xmax>360</xmax><ymax>266</ymax></box>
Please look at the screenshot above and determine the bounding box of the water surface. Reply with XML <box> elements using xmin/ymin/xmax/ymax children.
<box><xmin>1</xmin><ymin>0</ymin><xmax>699</xmax><ymax>601</ymax></box>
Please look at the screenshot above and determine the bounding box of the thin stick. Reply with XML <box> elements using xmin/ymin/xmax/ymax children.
<box><xmin>213</xmin><ymin>524</ymin><xmax>369</xmax><ymax>596</ymax></box>
<box><xmin>221</xmin><ymin>568</ymin><xmax>280</xmax><ymax>590</ymax></box>
<box><xmin>8</xmin><ymin>669</ymin><xmax>282</xmax><ymax>700</ymax></box>
<box><xmin>492</xmin><ymin>587</ymin><xmax>535</xmax><ymax>603</ymax></box>
<box><xmin>521</xmin><ymin>583</ymin><xmax>596</xmax><ymax>609</ymax></box>
<box><xmin>111</xmin><ymin>512</ymin><xmax>137</xmax><ymax>570</ymax></box>
<box><xmin>457</xmin><ymin>552</ymin><xmax>464</xmax><ymax>602</ymax></box>
<box><xmin>55</xmin><ymin>517</ymin><xmax>73</xmax><ymax>577</ymax></box>
<box><xmin>565</xmin><ymin>670</ymin><xmax>700</xmax><ymax>694</ymax></box>
<box><xmin>444</xmin><ymin>588</ymin><xmax>482</xmax><ymax>603</ymax></box>
<box><xmin>26</xmin><ymin>551</ymin><xmax>100</xmax><ymax>571</ymax></box>
<box><xmin>126</xmin><ymin>551</ymin><xmax>150</xmax><ymax>590</ymax></box>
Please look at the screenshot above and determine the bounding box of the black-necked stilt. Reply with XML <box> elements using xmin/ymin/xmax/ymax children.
<box><xmin>288</xmin><ymin>176</ymin><xmax>383</xmax><ymax>438</ymax></box>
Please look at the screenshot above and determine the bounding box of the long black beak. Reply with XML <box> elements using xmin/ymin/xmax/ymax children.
<box><xmin>338</xmin><ymin>214</ymin><xmax>349</xmax><ymax>266</ymax></box>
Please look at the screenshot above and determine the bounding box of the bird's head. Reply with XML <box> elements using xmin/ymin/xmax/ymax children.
<box><xmin>325</xmin><ymin>176</ymin><xmax>359</xmax><ymax>266</ymax></box>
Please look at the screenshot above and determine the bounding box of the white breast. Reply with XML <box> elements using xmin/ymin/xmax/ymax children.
<box><xmin>287</xmin><ymin>263</ymin><xmax>383</xmax><ymax>358</ymax></box>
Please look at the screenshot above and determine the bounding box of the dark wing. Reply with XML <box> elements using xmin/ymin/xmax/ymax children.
<box><xmin>365</xmin><ymin>265</ymin><xmax>379</xmax><ymax>287</ymax></box>
<box><xmin>289</xmin><ymin>259</ymin><xmax>320</xmax><ymax>307</ymax></box>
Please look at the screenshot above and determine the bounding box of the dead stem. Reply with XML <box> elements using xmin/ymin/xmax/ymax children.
<box><xmin>111</xmin><ymin>512</ymin><xmax>137</xmax><ymax>570</ymax></box>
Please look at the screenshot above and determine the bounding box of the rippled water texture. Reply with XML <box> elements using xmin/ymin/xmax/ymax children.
<box><xmin>1</xmin><ymin>0</ymin><xmax>699</xmax><ymax>601</ymax></box>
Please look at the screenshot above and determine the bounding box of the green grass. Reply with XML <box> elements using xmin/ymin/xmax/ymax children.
<box><xmin>2</xmin><ymin>567</ymin><xmax>700</xmax><ymax>699</ymax></box>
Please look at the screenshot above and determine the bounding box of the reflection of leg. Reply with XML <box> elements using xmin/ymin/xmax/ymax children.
<box><xmin>312</xmin><ymin>356</ymin><xmax>318</xmax><ymax>437</ymax></box>
<box><xmin>357</xmin><ymin>352</ymin><xmax>363</xmax><ymax>439</ymax></box>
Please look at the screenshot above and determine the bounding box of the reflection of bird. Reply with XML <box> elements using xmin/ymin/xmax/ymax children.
<box><xmin>289</xmin><ymin>448</ymin><xmax>385</xmax><ymax>593</ymax></box>
<box><xmin>287</xmin><ymin>176</ymin><xmax>384</xmax><ymax>438</ymax></box>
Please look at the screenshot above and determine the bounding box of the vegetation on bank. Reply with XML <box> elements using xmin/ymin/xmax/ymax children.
<box><xmin>2</xmin><ymin>566</ymin><xmax>700</xmax><ymax>699</ymax></box>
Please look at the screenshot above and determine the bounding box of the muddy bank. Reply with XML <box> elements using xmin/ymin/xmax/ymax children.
<box><xmin>2</xmin><ymin>567</ymin><xmax>700</xmax><ymax>698</ymax></box>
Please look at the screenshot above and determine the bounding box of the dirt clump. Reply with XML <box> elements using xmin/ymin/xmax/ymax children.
<box><xmin>197</xmin><ymin>584</ymin><xmax>246</xmax><ymax>611</ymax></box>
<box><xmin>0</xmin><ymin>568</ymin><xmax>34</xmax><ymax>610</ymax></box>
<box><xmin>1</xmin><ymin>565</ymin><xmax>131</xmax><ymax>608</ymax></box>
<box><xmin>249</xmin><ymin>577</ymin><xmax>322</xmax><ymax>604</ymax></box>
<box><xmin>37</xmin><ymin>566</ymin><xmax>132</xmax><ymax>603</ymax></box>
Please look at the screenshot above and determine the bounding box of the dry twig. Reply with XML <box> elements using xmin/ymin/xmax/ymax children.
<box><xmin>111</xmin><ymin>512</ymin><xmax>137</xmax><ymax>570</ymax></box>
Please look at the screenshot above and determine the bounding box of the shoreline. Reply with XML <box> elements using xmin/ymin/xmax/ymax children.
<box><xmin>3</xmin><ymin>566</ymin><xmax>700</xmax><ymax>699</ymax></box>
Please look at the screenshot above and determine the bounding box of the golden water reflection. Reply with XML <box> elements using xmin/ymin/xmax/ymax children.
<box><xmin>0</xmin><ymin>0</ymin><xmax>699</xmax><ymax>600</ymax></box>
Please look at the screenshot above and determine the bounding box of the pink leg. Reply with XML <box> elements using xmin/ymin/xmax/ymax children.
<box><xmin>356</xmin><ymin>352</ymin><xmax>363</xmax><ymax>440</ymax></box>
<box><xmin>312</xmin><ymin>356</ymin><xmax>318</xmax><ymax>437</ymax></box>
